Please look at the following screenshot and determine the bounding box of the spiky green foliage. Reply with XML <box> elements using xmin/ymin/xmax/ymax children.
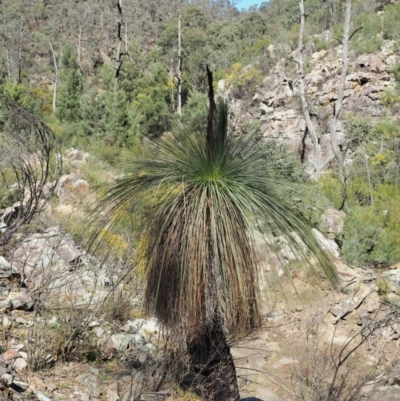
<box><xmin>94</xmin><ymin>101</ymin><xmax>337</xmax><ymax>340</ymax></box>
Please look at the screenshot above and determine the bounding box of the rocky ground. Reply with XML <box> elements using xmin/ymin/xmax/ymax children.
<box><xmin>0</xmin><ymin>149</ymin><xmax>400</xmax><ymax>401</ymax></box>
<box><xmin>219</xmin><ymin>37</ymin><xmax>399</xmax><ymax>170</ymax></box>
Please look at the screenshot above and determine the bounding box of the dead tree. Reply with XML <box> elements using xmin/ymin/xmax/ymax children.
<box><xmin>295</xmin><ymin>0</ymin><xmax>362</xmax><ymax>190</ymax></box>
<box><xmin>177</xmin><ymin>15</ymin><xmax>183</xmax><ymax>115</ymax></box>
<box><xmin>0</xmin><ymin>96</ymin><xmax>61</xmax><ymax>246</ymax></box>
<box><xmin>49</xmin><ymin>42</ymin><xmax>59</xmax><ymax>111</ymax></box>
<box><xmin>114</xmin><ymin>0</ymin><xmax>124</xmax><ymax>80</ymax></box>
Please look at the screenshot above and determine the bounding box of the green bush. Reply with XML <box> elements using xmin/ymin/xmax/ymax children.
<box><xmin>349</xmin><ymin>12</ymin><xmax>382</xmax><ymax>55</ymax></box>
<box><xmin>382</xmin><ymin>3</ymin><xmax>400</xmax><ymax>40</ymax></box>
<box><xmin>226</xmin><ymin>62</ymin><xmax>263</xmax><ymax>97</ymax></box>
<box><xmin>322</xmin><ymin>115</ymin><xmax>400</xmax><ymax>267</ymax></box>
<box><xmin>337</xmin><ymin>184</ymin><xmax>400</xmax><ymax>267</ymax></box>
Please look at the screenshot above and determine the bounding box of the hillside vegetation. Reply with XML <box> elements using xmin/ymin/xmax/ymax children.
<box><xmin>1</xmin><ymin>0</ymin><xmax>400</xmax><ymax>306</ymax></box>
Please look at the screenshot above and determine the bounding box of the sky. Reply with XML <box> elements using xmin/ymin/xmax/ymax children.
<box><xmin>235</xmin><ymin>0</ymin><xmax>266</xmax><ymax>10</ymax></box>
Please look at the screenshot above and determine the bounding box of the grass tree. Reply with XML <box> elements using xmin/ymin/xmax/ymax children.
<box><xmin>93</xmin><ymin>69</ymin><xmax>337</xmax><ymax>400</ymax></box>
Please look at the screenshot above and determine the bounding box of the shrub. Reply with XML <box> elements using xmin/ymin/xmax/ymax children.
<box><xmin>349</xmin><ymin>12</ymin><xmax>383</xmax><ymax>55</ymax></box>
<box><xmin>226</xmin><ymin>62</ymin><xmax>263</xmax><ymax>97</ymax></box>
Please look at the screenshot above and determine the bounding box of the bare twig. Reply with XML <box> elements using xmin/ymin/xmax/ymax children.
<box><xmin>237</xmin><ymin>366</ymin><xmax>295</xmax><ymax>395</ymax></box>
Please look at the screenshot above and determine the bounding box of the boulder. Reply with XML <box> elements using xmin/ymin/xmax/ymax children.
<box><xmin>356</xmin><ymin>54</ymin><xmax>385</xmax><ymax>73</ymax></box>
<box><xmin>71</xmin><ymin>179</ymin><xmax>90</xmax><ymax>193</ymax></box>
<box><xmin>311</xmin><ymin>49</ymin><xmax>328</xmax><ymax>61</ymax></box>
<box><xmin>0</xmin><ymin>298</ymin><xmax>12</xmax><ymax>310</ymax></box>
<box><xmin>383</xmin><ymin>269</ymin><xmax>400</xmax><ymax>292</ymax></box>
<box><xmin>13</xmin><ymin>358</ymin><xmax>28</xmax><ymax>372</ymax></box>
<box><xmin>9</xmin><ymin>292</ymin><xmax>34</xmax><ymax>310</ymax></box>
<box><xmin>2</xmin><ymin>349</ymin><xmax>21</xmax><ymax>361</ymax></box>
<box><xmin>370</xmin><ymin>387</ymin><xmax>400</xmax><ymax>401</ymax></box>
<box><xmin>0</xmin><ymin>259</ymin><xmax>19</xmax><ymax>279</ymax></box>
<box><xmin>320</xmin><ymin>208</ymin><xmax>345</xmax><ymax>238</ymax></box>
<box><xmin>312</xmin><ymin>228</ymin><xmax>340</xmax><ymax>258</ymax></box>
<box><xmin>57</xmin><ymin>173</ymin><xmax>77</xmax><ymax>196</ymax></box>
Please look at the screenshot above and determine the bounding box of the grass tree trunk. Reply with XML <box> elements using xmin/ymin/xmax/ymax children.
<box><xmin>187</xmin><ymin>321</ymin><xmax>240</xmax><ymax>401</ymax></box>
<box><xmin>91</xmin><ymin>65</ymin><xmax>337</xmax><ymax>401</ymax></box>
<box><xmin>185</xmin><ymin>70</ymin><xmax>240</xmax><ymax>400</ymax></box>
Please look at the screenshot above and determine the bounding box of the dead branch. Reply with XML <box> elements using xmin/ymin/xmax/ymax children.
<box><xmin>0</xmin><ymin>96</ymin><xmax>61</xmax><ymax>246</ymax></box>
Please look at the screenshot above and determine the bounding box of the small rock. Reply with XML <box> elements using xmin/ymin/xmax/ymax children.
<box><xmin>11</xmin><ymin>344</ymin><xmax>25</xmax><ymax>352</ymax></box>
<box><xmin>32</xmin><ymin>390</ymin><xmax>52</xmax><ymax>401</ymax></box>
<box><xmin>2</xmin><ymin>316</ymin><xmax>11</xmax><ymax>329</ymax></box>
<box><xmin>320</xmin><ymin>208</ymin><xmax>345</xmax><ymax>237</ymax></box>
<box><xmin>1</xmin><ymin>372</ymin><xmax>13</xmax><ymax>386</ymax></box>
<box><xmin>0</xmin><ymin>256</ymin><xmax>11</xmax><ymax>270</ymax></box>
<box><xmin>56</xmin><ymin>240</ymin><xmax>80</xmax><ymax>264</ymax></box>
<box><xmin>19</xmin><ymin>351</ymin><xmax>28</xmax><ymax>360</ymax></box>
<box><xmin>72</xmin><ymin>179</ymin><xmax>90</xmax><ymax>193</ymax></box>
<box><xmin>330</xmin><ymin>306</ymin><xmax>341</xmax><ymax>317</ymax></box>
<box><xmin>106</xmin><ymin>385</ymin><xmax>120</xmax><ymax>401</ymax></box>
<box><xmin>9</xmin><ymin>292</ymin><xmax>34</xmax><ymax>310</ymax></box>
<box><xmin>0</xmin><ymin>298</ymin><xmax>12</xmax><ymax>310</ymax></box>
<box><xmin>72</xmin><ymin>391</ymin><xmax>90</xmax><ymax>401</ymax></box>
<box><xmin>13</xmin><ymin>358</ymin><xmax>28</xmax><ymax>371</ymax></box>
<box><xmin>370</xmin><ymin>386</ymin><xmax>400</xmax><ymax>401</ymax></box>
<box><xmin>15</xmin><ymin>317</ymin><xmax>31</xmax><ymax>326</ymax></box>
<box><xmin>2</xmin><ymin>349</ymin><xmax>21</xmax><ymax>361</ymax></box>
<box><xmin>0</xmin><ymin>281</ymin><xmax>10</xmax><ymax>297</ymax></box>
<box><xmin>312</xmin><ymin>228</ymin><xmax>340</xmax><ymax>258</ymax></box>
<box><xmin>13</xmin><ymin>380</ymin><xmax>29</xmax><ymax>390</ymax></box>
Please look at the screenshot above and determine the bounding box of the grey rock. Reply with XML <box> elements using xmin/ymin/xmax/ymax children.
<box><xmin>13</xmin><ymin>358</ymin><xmax>28</xmax><ymax>371</ymax></box>
<box><xmin>259</xmin><ymin>103</ymin><xmax>273</xmax><ymax>115</ymax></box>
<box><xmin>312</xmin><ymin>228</ymin><xmax>340</xmax><ymax>258</ymax></box>
<box><xmin>72</xmin><ymin>179</ymin><xmax>89</xmax><ymax>193</ymax></box>
<box><xmin>109</xmin><ymin>333</ymin><xmax>145</xmax><ymax>351</ymax></box>
<box><xmin>13</xmin><ymin>380</ymin><xmax>29</xmax><ymax>390</ymax></box>
<box><xmin>65</xmin><ymin>149</ymin><xmax>86</xmax><ymax>162</ymax></box>
<box><xmin>2</xmin><ymin>316</ymin><xmax>11</xmax><ymax>329</ymax></box>
<box><xmin>0</xmin><ymin>256</ymin><xmax>19</xmax><ymax>278</ymax></box>
<box><xmin>75</xmin><ymin>374</ymin><xmax>101</xmax><ymax>397</ymax></box>
<box><xmin>370</xmin><ymin>386</ymin><xmax>400</xmax><ymax>401</ymax></box>
<box><xmin>320</xmin><ymin>208</ymin><xmax>346</xmax><ymax>237</ymax></box>
<box><xmin>0</xmin><ymin>281</ymin><xmax>10</xmax><ymax>297</ymax></box>
<box><xmin>0</xmin><ymin>221</ymin><xmax>6</xmax><ymax>233</ymax></box>
<box><xmin>15</xmin><ymin>317</ymin><xmax>31</xmax><ymax>326</ymax></box>
<box><xmin>384</xmin><ymin>270</ymin><xmax>400</xmax><ymax>286</ymax></box>
<box><xmin>0</xmin><ymin>298</ymin><xmax>12</xmax><ymax>310</ymax></box>
<box><xmin>56</xmin><ymin>237</ymin><xmax>81</xmax><ymax>264</ymax></box>
<box><xmin>9</xmin><ymin>292</ymin><xmax>34</xmax><ymax>310</ymax></box>
<box><xmin>1</xmin><ymin>372</ymin><xmax>13</xmax><ymax>385</ymax></box>
<box><xmin>32</xmin><ymin>390</ymin><xmax>52</xmax><ymax>401</ymax></box>
<box><xmin>0</xmin><ymin>256</ymin><xmax>11</xmax><ymax>270</ymax></box>
<box><xmin>106</xmin><ymin>383</ymin><xmax>120</xmax><ymax>401</ymax></box>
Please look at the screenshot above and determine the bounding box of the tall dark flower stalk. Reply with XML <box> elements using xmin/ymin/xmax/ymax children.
<box><xmin>92</xmin><ymin>72</ymin><xmax>337</xmax><ymax>400</ymax></box>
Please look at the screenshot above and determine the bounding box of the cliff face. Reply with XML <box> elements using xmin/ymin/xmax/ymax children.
<box><xmin>219</xmin><ymin>38</ymin><xmax>398</xmax><ymax>170</ymax></box>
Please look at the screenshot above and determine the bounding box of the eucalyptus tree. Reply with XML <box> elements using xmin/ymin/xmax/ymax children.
<box><xmin>91</xmin><ymin>71</ymin><xmax>337</xmax><ymax>400</ymax></box>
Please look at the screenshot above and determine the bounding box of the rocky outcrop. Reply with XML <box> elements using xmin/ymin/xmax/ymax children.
<box><xmin>220</xmin><ymin>39</ymin><xmax>398</xmax><ymax>169</ymax></box>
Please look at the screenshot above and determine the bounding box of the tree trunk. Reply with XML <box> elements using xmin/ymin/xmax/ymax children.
<box><xmin>49</xmin><ymin>42</ymin><xmax>58</xmax><ymax>111</ymax></box>
<box><xmin>177</xmin><ymin>15</ymin><xmax>182</xmax><ymax>115</ymax></box>
<box><xmin>297</xmin><ymin>0</ymin><xmax>322</xmax><ymax>174</ymax></box>
<box><xmin>186</xmin><ymin>321</ymin><xmax>240</xmax><ymax>401</ymax></box>
<box><xmin>1</xmin><ymin>2</ymin><xmax>12</xmax><ymax>80</ymax></box>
